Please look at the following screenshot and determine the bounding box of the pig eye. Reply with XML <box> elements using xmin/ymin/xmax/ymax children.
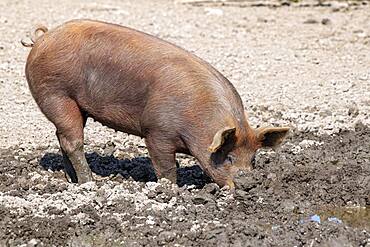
<box><xmin>225</xmin><ymin>154</ymin><xmax>236</xmax><ymax>164</ymax></box>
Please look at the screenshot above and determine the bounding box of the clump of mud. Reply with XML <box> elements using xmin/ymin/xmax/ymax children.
<box><xmin>0</xmin><ymin>124</ymin><xmax>369</xmax><ymax>246</ymax></box>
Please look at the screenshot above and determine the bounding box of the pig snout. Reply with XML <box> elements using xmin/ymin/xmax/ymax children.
<box><xmin>218</xmin><ymin>166</ymin><xmax>251</xmax><ymax>190</ymax></box>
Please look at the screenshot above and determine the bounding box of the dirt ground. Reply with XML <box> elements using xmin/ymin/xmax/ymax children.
<box><xmin>0</xmin><ymin>0</ymin><xmax>369</xmax><ymax>246</ymax></box>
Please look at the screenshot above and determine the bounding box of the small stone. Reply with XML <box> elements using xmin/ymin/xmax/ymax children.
<box><xmin>146</xmin><ymin>216</ymin><xmax>155</xmax><ymax>225</ymax></box>
<box><xmin>204</xmin><ymin>8</ymin><xmax>223</xmax><ymax>16</ymax></box>
<box><xmin>111</xmin><ymin>173</ymin><xmax>125</xmax><ymax>183</ymax></box>
<box><xmin>234</xmin><ymin>174</ymin><xmax>257</xmax><ymax>191</ymax></box>
<box><xmin>202</xmin><ymin>183</ymin><xmax>219</xmax><ymax>195</ymax></box>
<box><xmin>27</xmin><ymin>238</ymin><xmax>39</xmax><ymax>247</ymax></box>
<box><xmin>281</xmin><ymin>199</ymin><xmax>298</xmax><ymax>213</ymax></box>
<box><xmin>192</xmin><ymin>192</ymin><xmax>213</xmax><ymax>205</ymax></box>
<box><xmin>354</xmin><ymin>120</ymin><xmax>366</xmax><ymax>132</ymax></box>
<box><xmin>331</xmin><ymin>1</ymin><xmax>349</xmax><ymax>12</ymax></box>
<box><xmin>304</xmin><ymin>19</ymin><xmax>318</xmax><ymax>24</ymax></box>
<box><xmin>148</xmin><ymin>191</ymin><xmax>158</xmax><ymax>200</ymax></box>
<box><xmin>157</xmin><ymin>231</ymin><xmax>176</xmax><ymax>245</ymax></box>
<box><xmin>321</xmin><ymin>18</ymin><xmax>331</xmax><ymax>25</ymax></box>
<box><xmin>319</xmin><ymin>109</ymin><xmax>332</xmax><ymax>117</ymax></box>
<box><xmin>329</xmin><ymin>175</ymin><xmax>340</xmax><ymax>184</ymax></box>
<box><xmin>113</xmin><ymin>149</ymin><xmax>127</xmax><ymax>159</ymax></box>
<box><xmin>359</xmin><ymin>74</ymin><xmax>368</xmax><ymax>81</ymax></box>
<box><xmin>103</xmin><ymin>141</ymin><xmax>115</xmax><ymax>155</ymax></box>
<box><xmin>29</xmin><ymin>158</ymin><xmax>38</xmax><ymax>165</ymax></box>
<box><xmin>159</xmin><ymin>178</ymin><xmax>172</xmax><ymax>185</ymax></box>
<box><xmin>348</xmin><ymin>104</ymin><xmax>359</xmax><ymax>117</ymax></box>
<box><xmin>146</xmin><ymin>181</ymin><xmax>160</xmax><ymax>191</ymax></box>
<box><xmin>257</xmin><ymin>17</ymin><xmax>268</xmax><ymax>23</ymax></box>
<box><xmin>356</xmin><ymin>32</ymin><xmax>367</xmax><ymax>38</ymax></box>
<box><xmin>267</xmin><ymin>173</ymin><xmax>277</xmax><ymax>180</ymax></box>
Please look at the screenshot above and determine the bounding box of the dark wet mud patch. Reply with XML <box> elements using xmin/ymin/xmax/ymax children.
<box><xmin>0</xmin><ymin>124</ymin><xmax>369</xmax><ymax>246</ymax></box>
<box><xmin>39</xmin><ymin>151</ymin><xmax>211</xmax><ymax>188</ymax></box>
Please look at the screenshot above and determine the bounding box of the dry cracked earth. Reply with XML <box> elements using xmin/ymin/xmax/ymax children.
<box><xmin>0</xmin><ymin>0</ymin><xmax>370</xmax><ymax>246</ymax></box>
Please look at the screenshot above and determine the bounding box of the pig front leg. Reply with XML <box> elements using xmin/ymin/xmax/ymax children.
<box><xmin>145</xmin><ymin>135</ymin><xmax>177</xmax><ymax>184</ymax></box>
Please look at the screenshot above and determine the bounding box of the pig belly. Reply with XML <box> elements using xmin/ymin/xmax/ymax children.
<box><xmin>81</xmin><ymin>102</ymin><xmax>144</xmax><ymax>137</ymax></box>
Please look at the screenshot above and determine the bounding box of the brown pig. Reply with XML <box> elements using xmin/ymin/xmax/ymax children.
<box><xmin>22</xmin><ymin>19</ymin><xmax>289</xmax><ymax>188</ymax></box>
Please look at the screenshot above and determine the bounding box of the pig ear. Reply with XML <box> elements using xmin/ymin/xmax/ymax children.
<box><xmin>208</xmin><ymin>127</ymin><xmax>236</xmax><ymax>153</ymax></box>
<box><xmin>255</xmin><ymin>126</ymin><xmax>290</xmax><ymax>148</ymax></box>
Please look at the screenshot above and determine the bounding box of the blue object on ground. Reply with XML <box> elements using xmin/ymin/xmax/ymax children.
<box><xmin>299</xmin><ymin>214</ymin><xmax>344</xmax><ymax>225</ymax></box>
<box><xmin>309</xmin><ymin>214</ymin><xmax>321</xmax><ymax>223</ymax></box>
<box><xmin>327</xmin><ymin>217</ymin><xmax>342</xmax><ymax>224</ymax></box>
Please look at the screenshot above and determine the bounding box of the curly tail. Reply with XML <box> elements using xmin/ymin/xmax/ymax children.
<box><xmin>21</xmin><ymin>25</ymin><xmax>48</xmax><ymax>47</ymax></box>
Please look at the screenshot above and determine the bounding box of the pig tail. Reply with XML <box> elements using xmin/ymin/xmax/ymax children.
<box><xmin>21</xmin><ymin>25</ymin><xmax>48</xmax><ymax>47</ymax></box>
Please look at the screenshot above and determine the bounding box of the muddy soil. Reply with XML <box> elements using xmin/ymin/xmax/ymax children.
<box><xmin>1</xmin><ymin>0</ymin><xmax>370</xmax><ymax>246</ymax></box>
<box><xmin>0</xmin><ymin>123</ymin><xmax>369</xmax><ymax>246</ymax></box>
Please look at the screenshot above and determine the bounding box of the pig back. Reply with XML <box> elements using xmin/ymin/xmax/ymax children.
<box><xmin>25</xmin><ymin>20</ymin><xmax>245</xmax><ymax>139</ymax></box>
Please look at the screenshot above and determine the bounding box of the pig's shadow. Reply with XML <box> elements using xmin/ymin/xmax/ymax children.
<box><xmin>39</xmin><ymin>152</ymin><xmax>212</xmax><ymax>188</ymax></box>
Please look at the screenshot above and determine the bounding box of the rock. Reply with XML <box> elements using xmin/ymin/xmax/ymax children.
<box><xmin>202</xmin><ymin>183</ymin><xmax>219</xmax><ymax>195</ymax></box>
<box><xmin>192</xmin><ymin>192</ymin><xmax>213</xmax><ymax>205</ymax></box>
<box><xmin>321</xmin><ymin>18</ymin><xmax>331</xmax><ymax>25</ymax></box>
<box><xmin>280</xmin><ymin>199</ymin><xmax>298</xmax><ymax>213</ymax></box>
<box><xmin>355</xmin><ymin>30</ymin><xmax>367</xmax><ymax>38</ymax></box>
<box><xmin>157</xmin><ymin>231</ymin><xmax>176</xmax><ymax>245</ymax></box>
<box><xmin>111</xmin><ymin>173</ymin><xmax>125</xmax><ymax>183</ymax></box>
<box><xmin>348</xmin><ymin>104</ymin><xmax>359</xmax><ymax>117</ymax></box>
<box><xmin>234</xmin><ymin>174</ymin><xmax>258</xmax><ymax>191</ymax></box>
<box><xmin>330</xmin><ymin>1</ymin><xmax>349</xmax><ymax>12</ymax></box>
<box><xmin>204</xmin><ymin>8</ymin><xmax>223</xmax><ymax>16</ymax></box>
<box><xmin>27</xmin><ymin>238</ymin><xmax>40</xmax><ymax>247</ymax></box>
<box><xmin>146</xmin><ymin>181</ymin><xmax>160</xmax><ymax>191</ymax></box>
<box><xmin>257</xmin><ymin>17</ymin><xmax>268</xmax><ymax>23</ymax></box>
<box><xmin>113</xmin><ymin>149</ymin><xmax>127</xmax><ymax>159</ymax></box>
<box><xmin>319</xmin><ymin>109</ymin><xmax>332</xmax><ymax>117</ymax></box>
<box><xmin>103</xmin><ymin>141</ymin><xmax>115</xmax><ymax>155</ymax></box>
<box><xmin>354</xmin><ymin>120</ymin><xmax>366</xmax><ymax>132</ymax></box>
<box><xmin>328</xmin><ymin>174</ymin><xmax>340</xmax><ymax>184</ymax></box>
<box><xmin>267</xmin><ymin>172</ymin><xmax>277</xmax><ymax>180</ymax></box>
<box><xmin>304</xmin><ymin>19</ymin><xmax>319</xmax><ymax>24</ymax></box>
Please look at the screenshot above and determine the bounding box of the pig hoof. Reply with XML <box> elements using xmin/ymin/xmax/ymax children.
<box><xmin>77</xmin><ymin>174</ymin><xmax>93</xmax><ymax>184</ymax></box>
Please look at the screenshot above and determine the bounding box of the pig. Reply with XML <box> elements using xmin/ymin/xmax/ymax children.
<box><xmin>22</xmin><ymin>19</ymin><xmax>289</xmax><ymax>188</ymax></box>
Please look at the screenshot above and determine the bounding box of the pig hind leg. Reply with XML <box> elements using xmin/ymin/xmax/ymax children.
<box><xmin>145</xmin><ymin>134</ymin><xmax>177</xmax><ymax>184</ymax></box>
<box><xmin>40</xmin><ymin>96</ymin><xmax>92</xmax><ymax>184</ymax></box>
